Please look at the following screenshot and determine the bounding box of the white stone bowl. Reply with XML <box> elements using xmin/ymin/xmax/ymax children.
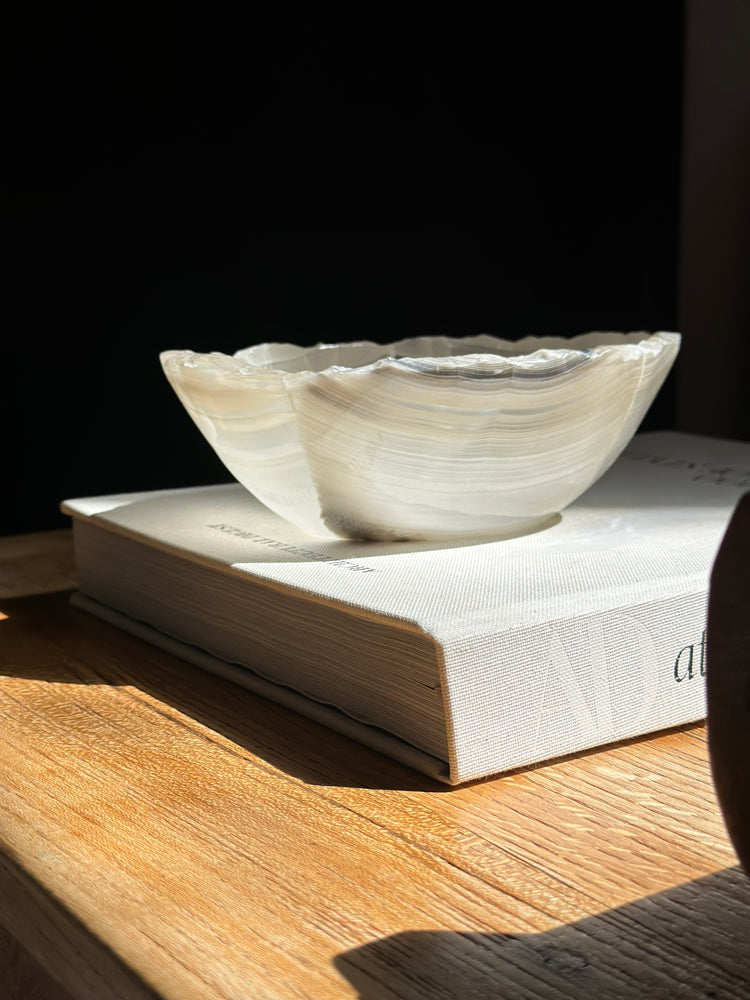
<box><xmin>160</xmin><ymin>331</ymin><xmax>680</xmax><ymax>541</ymax></box>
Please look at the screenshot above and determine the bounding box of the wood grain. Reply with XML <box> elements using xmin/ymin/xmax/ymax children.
<box><xmin>0</xmin><ymin>530</ymin><xmax>76</xmax><ymax>599</ymax></box>
<box><xmin>0</xmin><ymin>533</ymin><xmax>748</xmax><ymax>999</ymax></box>
<box><xmin>0</xmin><ymin>920</ymin><xmax>74</xmax><ymax>1000</ymax></box>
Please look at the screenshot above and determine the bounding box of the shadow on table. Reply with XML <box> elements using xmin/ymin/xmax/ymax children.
<box><xmin>334</xmin><ymin>866</ymin><xmax>750</xmax><ymax>999</ymax></box>
<box><xmin>0</xmin><ymin>589</ymin><xmax>705</xmax><ymax>793</ymax></box>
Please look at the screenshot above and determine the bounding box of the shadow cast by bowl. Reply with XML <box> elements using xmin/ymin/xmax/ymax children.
<box><xmin>334</xmin><ymin>866</ymin><xmax>750</xmax><ymax>999</ymax></box>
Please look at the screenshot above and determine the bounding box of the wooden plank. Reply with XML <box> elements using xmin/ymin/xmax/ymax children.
<box><xmin>0</xmin><ymin>530</ymin><xmax>76</xmax><ymax>599</ymax></box>
<box><xmin>0</xmin><ymin>850</ymin><xmax>158</xmax><ymax>1000</ymax></box>
<box><xmin>0</xmin><ymin>918</ymin><xmax>75</xmax><ymax>1000</ymax></box>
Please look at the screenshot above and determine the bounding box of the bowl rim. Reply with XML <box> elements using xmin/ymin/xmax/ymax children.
<box><xmin>161</xmin><ymin>331</ymin><xmax>680</xmax><ymax>381</ymax></box>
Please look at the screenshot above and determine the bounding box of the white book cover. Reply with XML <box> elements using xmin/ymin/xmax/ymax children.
<box><xmin>62</xmin><ymin>432</ymin><xmax>750</xmax><ymax>783</ymax></box>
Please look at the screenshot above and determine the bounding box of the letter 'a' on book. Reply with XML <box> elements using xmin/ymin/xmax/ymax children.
<box><xmin>61</xmin><ymin>432</ymin><xmax>750</xmax><ymax>784</ymax></box>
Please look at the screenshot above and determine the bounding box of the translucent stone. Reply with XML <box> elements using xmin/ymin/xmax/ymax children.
<box><xmin>160</xmin><ymin>331</ymin><xmax>680</xmax><ymax>541</ymax></box>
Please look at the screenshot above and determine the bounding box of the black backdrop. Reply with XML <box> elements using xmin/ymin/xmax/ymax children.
<box><xmin>4</xmin><ymin>3</ymin><xmax>685</xmax><ymax>535</ymax></box>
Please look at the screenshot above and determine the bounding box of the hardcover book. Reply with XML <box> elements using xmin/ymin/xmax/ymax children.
<box><xmin>61</xmin><ymin>432</ymin><xmax>750</xmax><ymax>784</ymax></box>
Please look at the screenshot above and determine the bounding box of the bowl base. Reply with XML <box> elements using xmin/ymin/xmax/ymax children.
<box><xmin>318</xmin><ymin>509</ymin><xmax>563</xmax><ymax>543</ymax></box>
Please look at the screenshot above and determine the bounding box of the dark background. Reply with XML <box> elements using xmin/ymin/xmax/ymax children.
<box><xmin>4</xmin><ymin>3</ymin><xmax>687</xmax><ymax>536</ymax></box>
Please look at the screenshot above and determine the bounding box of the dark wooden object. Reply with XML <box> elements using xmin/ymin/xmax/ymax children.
<box><xmin>708</xmin><ymin>491</ymin><xmax>750</xmax><ymax>873</ymax></box>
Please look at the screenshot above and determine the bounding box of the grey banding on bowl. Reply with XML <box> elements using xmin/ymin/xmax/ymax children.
<box><xmin>160</xmin><ymin>332</ymin><xmax>680</xmax><ymax>541</ymax></box>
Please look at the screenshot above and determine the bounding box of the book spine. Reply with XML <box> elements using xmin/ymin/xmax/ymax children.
<box><xmin>440</xmin><ymin>591</ymin><xmax>708</xmax><ymax>783</ymax></box>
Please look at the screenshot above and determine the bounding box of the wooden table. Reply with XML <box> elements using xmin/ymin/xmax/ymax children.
<box><xmin>1</xmin><ymin>531</ymin><xmax>749</xmax><ymax>1000</ymax></box>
